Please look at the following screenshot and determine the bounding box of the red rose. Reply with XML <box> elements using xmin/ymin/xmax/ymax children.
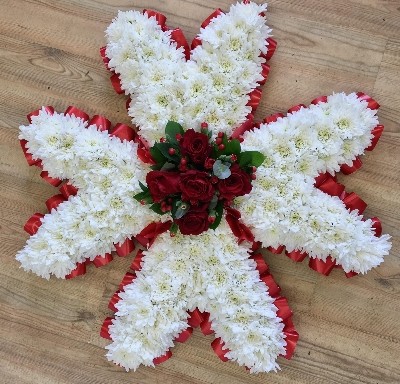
<box><xmin>177</xmin><ymin>204</ymin><xmax>209</xmax><ymax>235</ymax></box>
<box><xmin>180</xmin><ymin>170</ymin><xmax>214</xmax><ymax>203</ymax></box>
<box><xmin>146</xmin><ymin>171</ymin><xmax>181</xmax><ymax>203</ymax></box>
<box><xmin>180</xmin><ymin>129</ymin><xmax>211</xmax><ymax>164</ymax></box>
<box><xmin>218</xmin><ymin>164</ymin><xmax>252</xmax><ymax>201</ymax></box>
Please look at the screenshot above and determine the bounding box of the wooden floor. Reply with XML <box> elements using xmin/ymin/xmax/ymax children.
<box><xmin>0</xmin><ymin>1</ymin><xmax>399</xmax><ymax>383</ymax></box>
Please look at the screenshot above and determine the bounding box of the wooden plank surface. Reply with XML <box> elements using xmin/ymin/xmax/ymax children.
<box><xmin>0</xmin><ymin>0</ymin><xmax>399</xmax><ymax>383</ymax></box>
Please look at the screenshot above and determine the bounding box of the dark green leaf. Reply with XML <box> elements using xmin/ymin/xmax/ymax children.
<box><xmin>149</xmin><ymin>146</ymin><xmax>166</xmax><ymax>164</ymax></box>
<box><xmin>154</xmin><ymin>142</ymin><xmax>180</xmax><ymax>162</ymax></box>
<box><xmin>238</xmin><ymin>151</ymin><xmax>265</xmax><ymax>167</ymax></box>
<box><xmin>165</xmin><ymin>121</ymin><xmax>184</xmax><ymax>144</ymax></box>
<box><xmin>149</xmin><ymin>203</ymin><xmax>166</xmax><ymax>215</ymax></box>
<box><xmin>133</xmin><ymin>190</ymin><xmax>152</xmax><ymax>204</ymax></box>
<box><xmin>139</xmin><ymin>181</ymin><xmax>148</xmax><ymax>192</ymax></box>
<box><xmin>160</xmin><ymin>162</ymin><xmax>176</xmax><ymax>171</ymax></box>
<box><xmin>209</xmin><ymin>201</ymin><xmax>224</xmax><ymax>230</ymax></box>
<box><xmin>170</xmin><ymin>222</ymin><xmax>179</xmax><ymax>235</ymax></box>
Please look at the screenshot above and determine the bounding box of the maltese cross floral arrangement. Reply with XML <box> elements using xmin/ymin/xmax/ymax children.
<box><xmin>16</xmin><ymin>1</ymin><xmax>392</xmax><ymax>375</ymax></box>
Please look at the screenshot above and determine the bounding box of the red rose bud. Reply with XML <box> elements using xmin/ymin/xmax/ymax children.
<box><xmin>180</xmin><ymin>170</ymin><xmax>215</xmax><ymax>203</ymax></box>
<box><xmin>180</xmin><ymin>158</ymin><xmax>187</xmax><ymax>165</ymax></box>
<box><xmin>140</xmin><ymin>200</ymin><xmax>146</xmax><ymax>205</ymax></box>
<box><xmin>201</xmin><ymin>122</ymin><xmax>208</xmax><ymax>128</ymax></box>
<box><xmin>179</xmin><ymin>164</ymin><xmax>187</xmax><ymax>172</ymax></box>
<box><xmin>211</xmin><ymin>176</ymin><xmax>219</xmax><ymax>184</ymax></box>
<box><xmin>176</xmin><ymin>133</ymin><xmax>182</xmax><ymax>141</ymax></box>
<box><xmin>251</xmin><ymin>173</ymin><xmax>257</xmax><ymax>180</ymax></box>
<box><xmin>218</xmin><ymin>132</ymin><xmax>224</xmax><ymax>138</ymax></box>
<box><xmin>216</xmin><ymin>137</ymin><xmax>223</xmax><ymax>145</ymax></box>
<box><xmin>180</xmin><ymin>128</ymin><xmax>212</xmax><ymax>164</ymax></box>
<box><xmin>218</xmin><ymin>164</ymin><xmax>252</xmax><ymax>201</ymax></box>
<box><xmin>146</xmin><ymin>171</ymin><xmax>181</xmax><ymax>203</ymax></box>
<box><xmin>160</xmin><ymin>137</ymin><xmax>166</xmax><ymax>142</ymax></box>
<box><xmin>204</xmin><ymin>158</ymin><xmax>215</xmax><ymax>169</ymax></box>
<box><xmin>218</xmin><ymin>144</ymin><xmax>225</xmax><ymax>150</ymax></box>
<box><xmin>170</xmin><ymin>232</ymin><xmax>176</xmax><ymax>237</ymax></box>
<box><xmin>230</xmin><ymin>154</ymin><xmax>237</xmax><ymax>162</ymax></box>
<box><xmin>252</xmin><ymin>166</ymin><xmax>257</xmax><ymax>172</ymax></box>
<box><xmin>168</xmin><ymin>148</ymin><xmax>176</xmax><ymax>155</ymax></box>
<box><xmin>208</xmin><ymin>216</ymin><xmax>216</xmax><ymax>224</ymax></box>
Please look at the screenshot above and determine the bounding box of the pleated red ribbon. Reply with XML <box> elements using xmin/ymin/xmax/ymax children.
<box><xmin>130</xmin><ymin>250</ymin><xmax>144</xmax><ymax>271</ymax></box>
<box><xmin>170</xmin><ymin>28</ymin><xmax>190</xmax><ymax>60</ymax></box>
<box><xmin>340</xmin><ymin>156</ymin><xmax>363</xmax><ymax>175</ymax></box>
<box><xmin>153</xmin><ymin>350</ymin><xmax>172</xmax><ymax>365</ymax></box>
<box><xmin>288</xmin><ymin>103</ymin><xmax>306</xmax><ymax>114</ymax></box>
<box><xmin>247</xmin><ymin>88</ymin><xmax>263</xmax><ymax>111</ymax></box>
<box><xmin>175</xmin><ymin>327</ymin><xmax>193</xmax><ymax>343</ymax></box>
<box><xmin>24</xmin><ymin>213</ymin><xmax>44</xmax><ymax>235</ymax></box>
<box><xmin>200</xmin><ymin>312</ymin><xmax>213</xmax><ymax>335</ymax></box>
<box><xmin>250</xmin><ymin>253</ymin><xmax>269</xmax><ymax>276</ymax></box>
<box><xmin>27</xmin><ymin>106</ymin><xmax>54</xmax><ymax>123</ymax></box>
<box><xmin>59</xmin><ymin>184</ymin><xmax>78</xmax><ymax>199</ymax></box>
<box><xmin>263</xmin><ymin>112</ymin><xmax>284</xmax><ymax>124</ymax></box>
<box><xmin>231</xmin><ymin>114</ymin><xmax>254</xmax><ymax>139</ymax></box>
<box><xmin>99</xmin><ymin>46</ymin><xmax>110</xmax><ymax>69</ymax></box>
<box><xmin>259</xmin><ymin>63</ymin><xmax>270</xmax><ymax>86</ymax></box>
<box><xmin>201</xmin><ymin>8</ymin><xmax>224</xmax><ymax>29</ymax></box>
<box><xmin>109</xmin><ymin>123</ymin><xmax>136</xmax><ymax>142</ymax></box>
<box><xmin>187</xmin><ymin>308</ymin><xmax>204</xmax><ymax>328</ymax></box>
<box><xmin>88</xmin><ymin>115</ymin><xmax>111</xmax><ymax>131</ymax></box>
<box><xmin>211</xmin><ymin>338</ymin><xmax>230</xmax><ymax>362</ymax></box>
<box><xmin>110</xmin><ymin>73</ymin><xmax>124</xmax><ymax>94</ymax></box>
<box><xmin>119</xmin><ymin>272</ymin><xmax>136</xmax><ymax>291</ymax></box>
<box><xmin>135</xmin><ymin>221</ymin><xmax>172</xmax><ymax>248</ymax></box>
<box><xmin>357</xmin><ymin>92</ymin><xmax>380</xmax><ymax>110</ymax></box>
<box><xmin>65</xmin><ymin>106</ymin><xmax>89</xmax><ymax>121</ymax></box>
<box><xmin>225</xmin><ymin>211</ymin><xmax>254</xmax><ymax>244</ymax></box>
<box><xmin>264</xmin><ymin>37</ymin><xmax>277</xmax><ymax>61</ymax></box>
<box><xmin>92</xmin><ymin>253</ymin><xmax>113</xmax><ymax>268</ymax></box>
<box><xmin>45</xmin><ymin>194</ymin><xmax>66</xmax><ymax>212</ymax></box>
<box><xmin>100</xmin><ymin>316</ymin><xmax>113</xmax><ymax>339</ymax></box>
<box><xmin>309</xmin><ymin>256</ymin><xmax>336</xmax><ymax>276</ymax></box>
<box><xmin>366</xmin><ymin>125</ymin><xmax>384</xmax><ymax>151</ymax></box>
<box><xmin>143</xmin><ymin>9</ymin><xmax>167</xmax><ymax>30</ymax></box>
<box><xmin>108</xmin><ymin>290</ymin><xmax>121</xmax><ymax>312</ymax></box>
<box><xmin>114</xmin><ymin>237</ymin><xmax>135</xmax><ymax>257</ymax></box>
<box><xmin>65</xmin><ymin>262</ymin><xmax>86</xmax><ymax>279</ymax></box>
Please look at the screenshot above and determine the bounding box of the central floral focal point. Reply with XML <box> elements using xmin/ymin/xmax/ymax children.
<box><xmin>135</xmin><ymin>122</ymin><xmax>263</xmax><ymax>235</ymax></box>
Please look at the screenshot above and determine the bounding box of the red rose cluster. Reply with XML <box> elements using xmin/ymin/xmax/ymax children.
<box><xmin>135</xmin><ymin>122</ymin><xmax>264</xmax><ymax>236</ymax></box>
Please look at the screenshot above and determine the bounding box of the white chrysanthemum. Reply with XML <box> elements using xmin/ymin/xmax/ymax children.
<box><xmin>107</xmin><ymin>221</ymin><xmax>286</xmax><ymax>373</ymax></box>
<box><xmin>17</xmin><ymin>109</ymin><xmax>159</xmax><ymax>278</ymax></box>
<box><xmin>237</xmin><ymin>93</ymin><xmax>391</xmax><ymax>274</ymax></box>
<box><xmin>105</xmin><ymin>2</ymin><xmax>272</xmax><ymax>143</ymax></box>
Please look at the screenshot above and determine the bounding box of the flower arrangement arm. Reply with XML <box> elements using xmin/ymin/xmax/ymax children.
<box><xmin>106</xmin><ymin>222</ymin><xmax>289</xmax><ymax>373</ymax></box>
<box><xmin>105</xmin><ymin>2</ymin><xmax>273</xmax><ymax>144</ymax></box>
<box><xmin>236</xmin><ymin>93</ymin><xmax>391</xmax><ymax>274</ymax></box>
<box><xmin>17</xmin><ymin>109</ymin><xmax>158</xmax><ymax>278</ymax></box>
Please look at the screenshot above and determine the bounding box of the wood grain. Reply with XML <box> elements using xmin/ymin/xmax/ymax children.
<box><xmin>0</xmin><ymin>1</ymin><xmax>399</xmax><ymax>383</ymax></box>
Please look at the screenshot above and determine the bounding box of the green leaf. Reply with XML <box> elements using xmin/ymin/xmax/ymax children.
<box><xmin>139</xmin><ymin>181</ymin><xmax>148</xmax><ymax>192</ymax></box>
<box><xmin>160</xmin><ymin>162</ymin><xmax>176</xmax><ymax>171</ymax></box>
<box><xmin>149</xmin><ymin>146</ymin><xmax>166</xmax><ymax>164</ymax></box>
<box><xmin>133</xmin><ymin>190</ymin><xmax>152</xmax><ymax>204</ymax></box>
<box><xmin>208</xmin><ymin>194</ymin><xmax>218</xmax><ymax>211</ymax></box>
<box><xmin>209</xmin><ymin>200</ymin><xmax>224</xmax><ymax>230</ymax></box>
<box><xmin>170</xmin><ymin>222</ymin><xmax>179</xmax><ymax>235</ymax></box>
<box><xmin>149</xmin><ymin>203</ymin><xmax>166</xmax><ymax>215</ymax></box>
<box><xmin>238</xmin><ymin>151</ymin><xmax>265</xmax><ymax>167</ymax></box>
<box><xmin>154</xmin><ymin>142</ymin><xmax>180</xmax><ymax>162</ymax></box>
<box><xmin>165</xmin><ymin>121</ymin><xmax>184</xmax><ymax>144</ymax></box>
